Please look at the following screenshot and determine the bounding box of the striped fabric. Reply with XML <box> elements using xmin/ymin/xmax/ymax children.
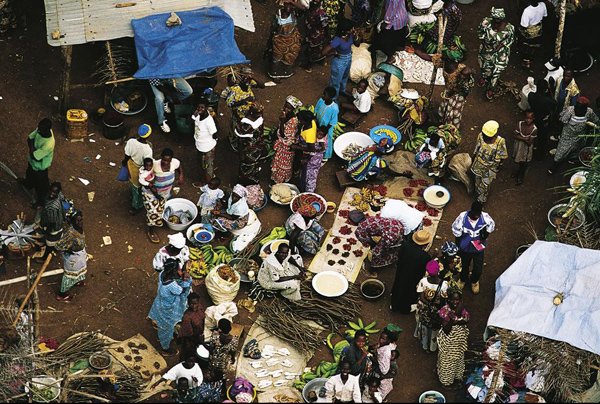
<box><xmin>436</xmin><ymin>325</ymin><xmax>469</xmax><ymax>386</ymax></box>
<box><xmin>384</xmin><ymin>0</ymin><xmax>409</xmax><ymax>30</ymax></box>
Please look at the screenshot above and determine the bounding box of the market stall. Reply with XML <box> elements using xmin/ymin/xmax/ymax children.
<box><xmin>465</xmin><ymin>241</ymin><xmax>600</xmax><ymax>402</ymax></box>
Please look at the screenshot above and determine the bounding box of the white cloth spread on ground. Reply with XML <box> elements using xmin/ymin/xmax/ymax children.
<box><xmin>389</xmin><ymin>50</ymin><xmax>445</xmax><ymax>85</ymax></box>
<box><xmin>204</xmin><ymin>302</ymin><xmax>238</xmax><ymax>339</ymax></box>
<box><xmin>231</xmin><ymin>210</ymin><xmax>261</xmax><ymax>253</ymax></box>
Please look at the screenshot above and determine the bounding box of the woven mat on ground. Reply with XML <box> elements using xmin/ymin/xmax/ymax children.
<box><xmin>308</xmin><ymin>187</ymin><xmax>371</xmax><ymax>282</ymax></box>
<box><xmin>257</xmin><ymin>386</ymin><xmax>303</xmax><ymax>403</ymax></box>
<box><xmin>236</xmin><ymin>318</ymin><xmax>319</xmax><ymax>397</ymax></box>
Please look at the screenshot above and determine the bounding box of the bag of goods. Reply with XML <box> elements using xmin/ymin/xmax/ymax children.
<box><xmin>448</xmin><ymin>153</ymin><xmax>473</xmax><ymax>194</ymax></box>
<box><xmin>350</xmin><ymin>43</ymin><xmax>372</xmax><ymax>83</ymax></box>
<box><xmin>205</xmin><ymin>264</ymin><xmax>240</xmax><ymax>304</ymax></box>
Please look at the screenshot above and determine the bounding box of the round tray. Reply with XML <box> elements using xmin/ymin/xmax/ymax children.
<box><xmin>270</xmin><ymin>183</ymin><xmax>300</xmax><ymax>205</ymax></box>
<box><xmin>312</xmin><ymin>271</ymin><xmax>349</xmax><ymax>298</ymax></box>
<box><xmin>290</xmin><ymin>192</ymin><xmax>327</xmax><ymax>220</ymax></box>
<box><xmin>333</xmin><ymin>131</ymin><xmax>374</xmax><ymax>161</ymax></box>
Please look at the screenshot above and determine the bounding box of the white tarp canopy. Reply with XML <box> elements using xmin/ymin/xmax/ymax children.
<box><xmin>44</xmin><ymin>0</ymin><xmax>255</xmax><ymax>46</ymax></box>
<box><xmin>487</xmin><ymin>240</ymin><xmax>600</xmax><ymax>355</ymax></box>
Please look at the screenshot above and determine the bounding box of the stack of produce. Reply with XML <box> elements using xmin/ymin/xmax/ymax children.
<box><xmin>199</xmin><ymin>245</ymin><xmax>233</xmax><ymax>270</ymax></box>
<box><xmin>188</xmin><ymin>247</ymin><xmax>209</xmax><ymax>279</ymax></box>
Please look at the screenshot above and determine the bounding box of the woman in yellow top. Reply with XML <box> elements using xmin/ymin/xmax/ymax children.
<box><xmin>470</xmin><ymin>120</ymin><xmax>508</xmax><ymax>204</ymax></box>
<box><xmin>292</xmin><ymin>110</ymin><xmax>323</xmax><ymax>192</ymax></box>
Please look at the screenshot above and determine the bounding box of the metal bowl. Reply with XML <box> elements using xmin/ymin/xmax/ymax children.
<box><xmin>333</xmin><ymin>131</ymin><xmax>374</xmax><ymax>161</ymax></box>
<box><xmin>89</xmin><ymin>351</ymin><xmax>112</xmax><ymax>370</ymax></box>
<box><xmin>360</xmin><ymin>279</ymin><xmax>385</xmax><ymax>300</ymax></box>
<box><xmin>547</xmin><ymin>203</ymin><xmax>585</xmax><ymax>230</ymax></box>
<box><xmin>579</xmin><ymin>147</ymin><xmax>595</xmax><ymax>168</ymax></box>
<box><xmin>302</xmin><ymin>378</ymin><xmax>329</xmax><ymax>403</ymax></box>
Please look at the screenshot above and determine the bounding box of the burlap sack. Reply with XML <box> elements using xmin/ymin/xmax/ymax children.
<box><xmin>448</xmin><ymin>153</ymin><xmax>473</xmax><ymax>194</ymax></box>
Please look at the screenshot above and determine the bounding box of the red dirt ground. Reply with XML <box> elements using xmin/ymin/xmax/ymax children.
<box><xmin>0</xmin><ymin>0</ymin><xmax>598</xmax><ymax>402</ymax></box>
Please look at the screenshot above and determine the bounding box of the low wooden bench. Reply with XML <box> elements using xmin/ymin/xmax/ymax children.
<box><xmin>336</xmin><ymin>170</ymin><xmax>360</xmax><ymax>189</ymax></box>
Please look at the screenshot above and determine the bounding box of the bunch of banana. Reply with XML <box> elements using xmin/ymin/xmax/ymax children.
<box><xmin>200</xmin><ymin>244</ymin><xmax>234</xmax><ymax>269</ymax></box>
<box><xmin>345</xmin><ymin>318</ymin><xmax>380</xmax><ymax>338</ymax></box>
<box><xmin>293</xmin><ymin>369</ymin><xmax>319</xmax><ymax>390</ymax></box>
<box><xmin>427</xmin><ymin>124</ymin><xmax>461</xmax><ymax>152</ymax></box>
<box><xmin>315</xmin><ymin>360</ymin><xmax>338</xmax><ymax>379</ymax></box>
<box><xmin>332</xmin><ymin>122</ymin><xmax>347</xmax><ymax>141</ymax></box>
<box><xmin>188</xmin><ymin>247</ymin><xmax>208</xmax><ymax>279</ymax></box>
<box><xmin>404</xmin><ymin>128</ymin><xmax>427</xmax><ymax>151</ymax></box>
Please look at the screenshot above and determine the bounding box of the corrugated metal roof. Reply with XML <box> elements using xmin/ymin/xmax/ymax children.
<box><xmin>44</xmin><ymin>0</ymin><xmax>255</xmax><ymax>46</ymax></box>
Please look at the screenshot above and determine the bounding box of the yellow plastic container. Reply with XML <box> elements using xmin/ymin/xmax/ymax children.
<box><xmin>66</xmin><ymin>109</ymin><xmax>88</xmax><ymax>139</ymax></box>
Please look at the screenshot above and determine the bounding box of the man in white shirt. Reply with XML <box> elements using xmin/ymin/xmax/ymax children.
<box><xmin>191</xmin><ymin>100</ymin><xmax>218</xmax><ymax>184</ymax></box>
<box><xmin>340</xmin><ymin>79</ymin><xmax>372</xmax><ymax>115</ymax></box>
<box><xmin>122</xmin><ymin>124</ymin><xmax>153</xmax><ymax>215</ymax></box>
<box><xmin>151</xmin><ymin>356</ymin><xmax>203</xmax><ymax>390</ymax></box>
<box><xmin>451</xmin><ymin>201</ymin><xmax>495</xmax><ymax>295</ymax></box>
<box><xmin>325</xmin><ymin>360</ymin><xmax>362</xmax><ymax>403</ymax></box>
<box><xmin>519</xmin><ymin>0</ymin><xmax>547</xmax><ymax>68</ymax></box>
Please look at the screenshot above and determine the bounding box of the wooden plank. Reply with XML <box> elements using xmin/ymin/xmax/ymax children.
<box><xmin>0</xmin><ymin>269</ymin><xmax>64</xmax><ymax>287</ymax></box>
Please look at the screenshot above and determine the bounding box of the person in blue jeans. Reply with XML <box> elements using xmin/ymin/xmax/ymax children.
<box><xmin>321</xmin><ymin>19</ymin><xmax>355</xmax><ymax>99</ymax></box>
<box><xmin>149</xmin><ymin>78</ymin><xmax>194</xmax><ymax>133</ymax></box>
<box><xmin>451</xmin><ymin>201</ymin><xmax>495</xmax><ymax>295</ymax></box>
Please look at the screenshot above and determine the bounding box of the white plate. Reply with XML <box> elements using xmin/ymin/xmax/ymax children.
<box><xmin>333</xmin><ymin>132</ymin><xmax>374</xmax><ymax>161</ymax></box>
<box><xmin>312</xmin><ymin>271</ymin><xmax>349</xmax><ymax>297</ymax></box>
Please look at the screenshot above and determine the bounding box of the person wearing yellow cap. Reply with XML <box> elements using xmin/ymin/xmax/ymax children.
<box><xmin>122</xmin><ymin>124</ymin><xmax>153</xmax><ymax>215</ymax></box>
<box><xmin>470</xmin><ymin>120</ymin><xmax>508</xmax><ymax>203</ymax></box>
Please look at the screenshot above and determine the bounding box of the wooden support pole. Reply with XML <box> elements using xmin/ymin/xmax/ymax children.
<box><xmin>0</xmin><ymin>269</ymin><xmax>63</xmax><ymax>287</ymax></box>
<box><xmin>59</xmin><ymin>45</ymin><xmax>73</xmax><ymax>116</ymax></box>
<box><xmin>554</xmin><ymin>0</ymin><xmax>566</xmax><ymax>58</ymax></box>
<box><xmin>12</xmin><ymin>255</ymin><xmax>52</xmax><ymax>327</ymax></box>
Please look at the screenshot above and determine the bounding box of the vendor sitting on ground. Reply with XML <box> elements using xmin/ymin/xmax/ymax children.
<box><xmin>210</xmin><ymin>184</ymin><xmax>251</xmax><ymax>236</ymax></box>
<box><xmin>346</xmin><ymin>137</ymin><xmax>401</xmax><ymax>182</ymax></box>
<box><xmin>286</xmin><ymin>203</ymin><xmax>326</xmax><ymax>255</ymax></box>
<box><xmin>257</xmin><ymin>244</ymin><xmax>305</xmax><ymax>301</ymax></box>
<box><xmin>340</xmin><ymin>79</ymin><xmax>372</xmax><ymax>115</ymax></box>
<box><xmin>415</xmin><ymin>131</ymin><xmax>447</xmax><ymax>183</ymax></box>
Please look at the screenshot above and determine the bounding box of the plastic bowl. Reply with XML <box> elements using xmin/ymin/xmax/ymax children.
<box><xmin>186</xmin><ymin>223</ymin><xmax>215</xmax><ymax>244</ymax></box>
<box><xmin>547</xmin><ymin>203</ymin><xmax>585</xmax><ymax>230</ymax></box>
<box><xmin>360</xmin><ymin>279</ymin><xmax>385</xmax><ymax>300</ymax></box>
<box><xmin>302</xmin><ymin>377</ymin><xmax>329</xmax><ymax>403</ymax></box>
<box><xmin>569</xmin><ymin>171</ymin><xmax>587</xmax><ymax>188</ymax></box>
<box><xmin>163</xmin><ymin>198</ymin><xmax>198</xmax><ymax>232</ymax></box>
<box><xmin>579</xmin><ymin>147</ymin><xmax>595</xmax><ymax>167</ymax></box>
<box><xmin>25</xmin><ymin>376</ymin><xmax>61</xmax><ymax>403</ymax></box>
<box><xmin>89</xmin><ymin>351</ymin><xmax>112</xmax><ymax>370</ymax></box>
<box><xmin>290</xmin><ymin>193</ymin><xmax>328</xmax><ymax>220</ymax></box>
<box><xmin>270</xmin><ymin>183</ymin><xmax>300</xmax><ymax>205</ymax></box>
<box><xmin>423</xmin><ymin>185</ymin><xmax>451</xmax><ymax>209</ymax></box>
<box><xmin>312</xmin><ymin>271</ymin><xmax>349</xmax><ymax>297</ymax></box>
<box><xmin>418</xmin><ymin>390</ymin><xmax>446</xmax><ymax>403</ymax></box>
<box><xmin>333</xmin><ymin>131</ymin><xmax>374</xmax><ymax>160</ymax></box>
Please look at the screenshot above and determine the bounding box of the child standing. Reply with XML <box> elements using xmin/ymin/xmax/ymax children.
<box><xmin>197</xmin><ymin>177</ymin><xmax>225</xmax><ymax>222</ymax></box>
<box><xmin>513</xmin><ymin>110</ymin><xmax>537</xmax><ymax>185</ymax></box>
<box><xmin>301</xmin><ymin>126</ymin><xmax>328</xmax><ymax>193</ymax></box>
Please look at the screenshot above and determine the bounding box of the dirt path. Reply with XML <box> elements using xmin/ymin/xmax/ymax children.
<box><xmin>0</xmin><ymin>1</ymin><xmax>598</xmax><ymax>402</ymax></box>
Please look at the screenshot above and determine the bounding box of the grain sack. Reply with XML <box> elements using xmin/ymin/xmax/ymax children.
<box><xmin>350</xmin><ymin>43</ymin><xmax>372</xmax><ymax>83</ymax></box>
<box><xmin>205</xmin><ymin>264</ymin><xmax>241</xmax><ymax>305</ymax></box>
<box><xmin>204</xmin><ymin>302</ymin><xmax>238</xmax><ymax>339</ymax></box>
<box><xmin>448</xmin><ymin>153</ymin><xmax>473</xmax><ymax>194</ymax></box>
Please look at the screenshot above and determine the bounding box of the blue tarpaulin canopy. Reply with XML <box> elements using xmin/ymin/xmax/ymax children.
<box><xmin>132</xmin><ymin>7</ymin><xmax>248</xmax><ymax>80</ymax></box>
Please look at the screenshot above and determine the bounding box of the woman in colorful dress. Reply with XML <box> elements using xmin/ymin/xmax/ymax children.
<box><xmin>371</xmin><ymin>328</ymin><xmax>399</xmax><ymax>400</ymax></box>
<box><xmin>266</xmin><ymin>2</ymin><xmax>302</xmax><ymax>79</ymax></box>
<box><xmin>55</xmin><ymin>210</ymin><xmax>87</xmax><ymax>302</ymax></box>
<box><xmin>211</xmin><ymin>184</ymin><xmax>251</xmax><ymax>234</ymax></box>
<box><xmin>153</xmin><ymin>148</ymin><xmax>184</xmax><ymax>200</ymax></box>
<box><xmin>314</xmin><ymin>86</ymin><xmax>339</xmax><ymax>161</ymax></box>
<box><xmin>322</xmin><ymin>0</ymin><xmax>343</xmax><ymax>38</ymax></box>
<box><xmin>439</xmin><ymin>241</ymin><xmax>462</xmax><ymax>289</ymax></box>
<box><xmin>548</xmin><ymin>97</ymin><xmax>599</xmax><ymax>175</ymax></box>
<box><xmin>431</xmin><ymin>0</ymin><xmax>462</xmax><ymax>47</ymax></box>
<box><xmin>148</xmin><ymin>258</ymin><xmax>192</xmax><ymax>355</ymax></box>
<box><xmin>414</xmin><ymin>260</ymin><xmax>448</xmax><ymax>352</ymax></box>
<box><xmin>226</xmin><ymin>74</ymin><xmax>264</xmax><ymax>151</ymax></box>
<box><xmin>437</xmin><ymin>288</ymin><xmax>470</xmax><ymax>386</ymax></box>
<box><xmin>302</xmin><ymin>0</ymin><xmax>328</xmax><ymax>71</ymax></box>
<box><xmin>39</xmin><ymin>182</ymin><xmax>67</xmax><ymax>261</ymax></box>
<box><xmin>287</xmin><ymin>204</ymin><xmax>325</xmax><ymax>255</ymax></box>
<box><xmin>439</xmin><ymin>59</ymin><xmax>474</xmax><ymax>129</ymax></box>
<box><xmin>271</xmin><ymin>96</ymin><xmax>302</xmax><ymax>184</ymax></box>
<box><xmin>293</xmin><ymin>109</ymin><xmax>318</xmax><ymax>190</ymax></box>
<box><xmin>355</xmin><ymin>216</ymin><xmax>404</xmax><ymax>269</ymax></box>
<box><xmin>236</xmin><ymin>103</ymin><xmax>267</xmax><ymax>185</ymax></box>
<box><xmin>139</xmin><ymin>157</ymin><xmax>164</xmax><ymax>243</ymax></box>
<box><xmin>477</xmin><ymin>7</ymin><xmax>515</xmax><ymax>100</ymax></box>
<box><xmin>470</xmin><ymin>120</ymin><xmax>508</xmax><ymax>204</ymax></box>
<box><xmin>346</xmin><ymin>137</ymin><xmax>393</xmax><ymax>182</ymax></box>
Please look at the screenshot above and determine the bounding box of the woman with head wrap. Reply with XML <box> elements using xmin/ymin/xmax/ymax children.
<box><xmin>122</xmin><ymin>124</ymin><xmax>153</xmax><ymax>214</ymax></box>
<box><xmin>477</xmin><ymin>7</ymin><xmax>515</xmax><ymax>100</ymax></box>
<box><xmin>436</xmin><ymin>288</ymin><xmax>470</xmax><ymax>386</ymax></box>
<box><xmin>548</xmin><ymin>96</ymin><xmax>599</xmax><ymax>175</ymax></box>
<box><xmin>54</xmin><ymin>210</ymin><xmax>87</xmax><ymax>302</ymax></box>
<box><xmin>39</xmin><ymin>182</ymin><xmax>68</xmax><ymax>262</ymax></box>
<box><xmin>302</xmin><ymin>0</ymin><xmax>329</xmax><ymax>72</ymax></box>
<box><xmin>414</xmin><ymin>259</ymin><xmax>448</xmax><ymax>352</ymax></box>
<box><xmin>210</xmin><ymin>184</ymin><xmax>251</xmax><ymax>234</ymax></box>
<box><xmin>237</xmin><ymin>103</ymin><xmax>268</xmax><ymax>185</ymax></box>
<box><xmin>265</xmin><ymin>1</ymin><xmax>302</xmax><ymax>79</ymax></box>
<box><xmin>346</xmin><ymin>136</ymin><xmax>395</xmax><ymax>182</ymax></box>
<box><xmin>153</xmin><ymin>148</ymin><xmax>184</xmax><ymax>200</ymax></box>
<box><xmin>355</xmin><ymin>216</ymin><xmax>404</xmax><ymax>269</ymax></box>
<box><xmin>148</xmin><ymin>257</ymin><xmax>193</xmax><ymax>355</ymax></box>
<box><xmin>271</xmin><ymin>96</ymin><xmax>302</xmax><ymax>184</ymax></box>
<box><xmin>286</xmin><ymin>202</ymin><xmax>325</xmax><ymax>255</ymax></box>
